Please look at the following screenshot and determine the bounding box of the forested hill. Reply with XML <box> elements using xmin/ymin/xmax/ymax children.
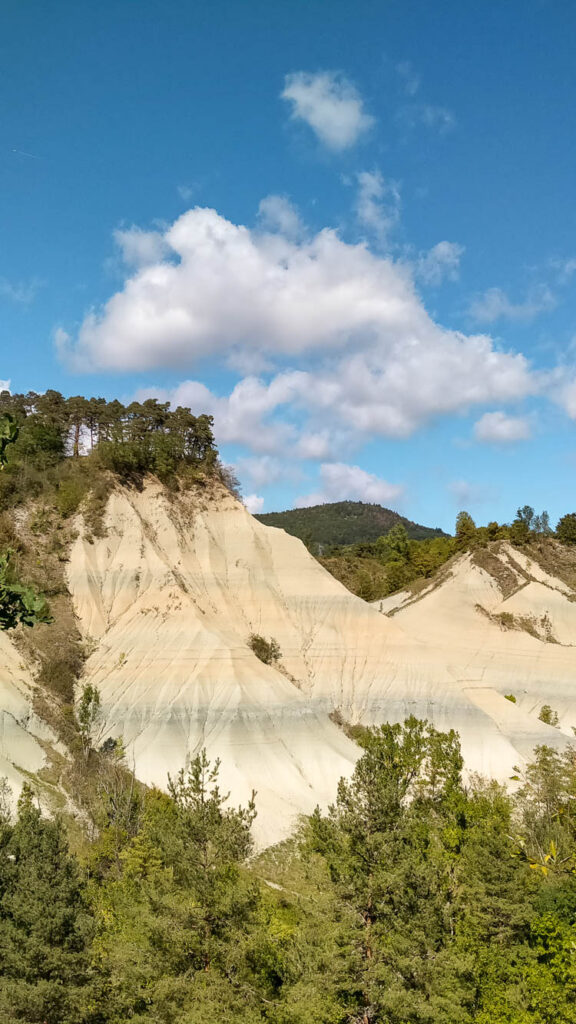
<box><xmin>255</xmin><ymin>500</ymin><xmax>446</xmax><ymax>547</ymax></box>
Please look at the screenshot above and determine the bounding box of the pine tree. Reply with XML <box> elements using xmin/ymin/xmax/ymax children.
<box><xmin>0</xmin><ymin>785</ymin><xmax>95</xmax><ymax>1023</ymax></box>
<box><xmin>455</xmin><ymin>510</ymin><xmax>477</xmax><ymax>549</ymax></box>
<box><xmin>557</xmin><ymin>513</ymin><xmax>576</xmax><ymax>545</ymax></box>
<box><xmin>164</xmin><ymin>750</ymin><xmax>258</xmax><ymax>972</ymax></box>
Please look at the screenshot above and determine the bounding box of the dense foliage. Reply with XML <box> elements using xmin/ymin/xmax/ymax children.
<box><xmin>0</xmin><ymin>553</ymin><xmax>51</xmax><ymax>630</ymax></box>
<box><xmin>0</xmin><ymin>416</ymin><xmax>52</xmax><ymax>629</ymax></box>
<box><xmin>255</xmin><ymin>501</ymin><xmax>446</xmax><ymax>549</ymax></box>
<box><xmin>319</xmin><ymin>525</ymin><xmax>455</xmax><ymax>601</ymax></box>
<box><xmin>0</xmin><ymin>387</ymin><xmax>217</xmax><ymax>516</ymax></box>
<box><xmin>318</xmin><ymin>504</ymin><xmax>576</xmax><ymax>602</ymax></box>
<box><xmin>0</xmin><ymin>724</ymin><xmax>575</xmax><ymax>1022</ymax></box>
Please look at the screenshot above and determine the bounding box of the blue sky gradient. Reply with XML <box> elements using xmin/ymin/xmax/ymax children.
<box><xmin>1</xmin><ymin>0</ymin><xmax>575</xmax><ymax>529</ymax></box>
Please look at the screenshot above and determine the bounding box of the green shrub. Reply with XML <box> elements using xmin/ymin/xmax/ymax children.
<box><xmin>248</xmin><ymin>633</ymin><xmax>281</xmax><ymax>665</ymax></box>
<box><xmin>56</xmin><ymin>478</ymin><xmax>88</xmax><ymax>518</ymax></box>
<box><xmin>538</xmin><ymin>704</ymin><xmax>559</xmax><ymax>727</ymax></box>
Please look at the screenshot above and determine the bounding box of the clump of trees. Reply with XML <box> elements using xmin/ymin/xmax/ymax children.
<box><xmin>319</xmin><ymin>523</ymin><xmax>455</xmax><ymax>600</ymax></box>
<box><xmin>0</xmin><ymin>418</ymin><xmax>51</xmax><ymax>629</ymax></box>
<box><xmin>0</xmin><ymin>723</ymin><xmax>575</xmax><ymax>1021</ymax></box>
<box><xmin>0</xmin><ymin>390</ymin><xmax>219</xmax><ymax>510</ymax></box>
<box><xmin>455</xmin><ymin>504</ymin><xmax>554</xmax><ymax>549</ymax></box>
<box><xmin>452</xmin><ymin>504</ymin><xmax>576</xmax><ymax>555</ymax></box>
<box><xmin>557</xmin><ymin>513</ymin><xmax>576</xmax><ymax>545</ymax></box>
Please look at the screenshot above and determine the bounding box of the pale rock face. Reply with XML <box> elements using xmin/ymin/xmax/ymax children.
<box><xmin>67</xmin><ymin>484</ymin><xmax>575</xmax><ymax>845</ymax></box>
<box><xmin>0</xmin><ymin>631</ymin><xmax>52</xmax><ymax>800</ymax></box>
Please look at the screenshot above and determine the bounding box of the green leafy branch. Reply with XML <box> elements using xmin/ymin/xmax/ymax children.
<box><xmin>0</xmin><ymin>413</ymin><xmax>19</xmax><ymax>470</ymax></box>
<box><xmin>0</xmin><ymin>552</ymin><xmax>52</xmax><ymax>630</ymax></box>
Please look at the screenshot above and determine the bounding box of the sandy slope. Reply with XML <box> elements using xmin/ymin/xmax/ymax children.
<box><xmin>68</xmin><ymin>484</ymin><xmax>575</xmax><ymax>844</ymax></box>
<box><xmin>0</xmin><ymin>631</ymin><xmax>52</xmax><ymax>798</ymax></box>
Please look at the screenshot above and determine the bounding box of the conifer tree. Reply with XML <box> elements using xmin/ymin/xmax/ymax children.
<box><xmin>0</xmin><ymin>785</ymin><xmax>95</xmax><ymax>1023</ymax></box>
<box><xmin>455</xmin><ymin>510</ymin><xmax>477</xmax><ymax>548</ymax></box>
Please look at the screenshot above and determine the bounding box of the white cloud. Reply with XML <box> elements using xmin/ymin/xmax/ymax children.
<box><xmin>61</xmin><ymin>203</ymin><xmax>538</xmax><ymax>456</ymax></box>
<box><xmin>415</xmin><ymin>241</ymin><xmax>464</xmax><ymax>286</ymax></box>
<box><xmin>295</xmin><ymin>431</ymin><xmax>336</xmax><ymax>460</ymax></box>
<box><xmin>235</xmin><ymin>455</ymin><xmax>284</xmax><ymax>489</ymax></box>
<box><xmin>63</xmin><ymin>207</ymin><xmax>425</xmax><ymax>369</ymax></box>
<box><xmin>473</xmin><ymin>410</ymin><xmax>532</xmax><ymax>444</ymax></box>
<box><xmin>468</xmin><ymin>286</ymin><xmax>556</xmax><ymax>325</ymax></box>
<box><xmin>296</xmin><ymin>462</ymin><xmax>404</xmax><ymax>508</ymax></box>
<box><xmin>355</xmin><ymin>170</ymin><xmax>400</xmax><ymax>245</ymax></box>
<box><xmin>61</xmin><ymin>208</ymin><xmax>533</xmax><ymax>428</ymax></box>
<box><xmin>0</xmin><ymin>379</ymin><xmax>11</xmax><ymax>393</ymax></box>
<box><xmin>281</xmin><ymin>71</ymin><xmax>374</xmax><ymax>150</ymax></box>
<box><xmin>553</xmin><ymin>373</ymin><xmax>576</xmax><ymax>419</ymax></box>
<box><xmin>258</xmin><ymin>195</ymin><xmax>303</xmax><ymax>240</ymax></box>
<box><xmin>113</xmin><ymin>226</ymin><xmax>168</xmax><ymax>268</ymax></box>
<box><xmin>244</xmin><ymin>494</ymin><xmax>264</xmax><ymax>514</ymax></box>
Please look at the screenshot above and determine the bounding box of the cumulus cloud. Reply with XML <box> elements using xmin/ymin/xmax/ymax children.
<box><xmin>244</xmin><ymin>494</ymin><xmax>264</xmax><ymax>514</ymax></box>
<box><xmin>235</xmin><ymin>455</ymin><xmax>284</xmax><ymax>489</ymax></box>
<box><xmin>295</xmin><ymin>431</ymin><xmax>336</xmax><ymax>460</ymax></box>
<box><xmin>60</xmin><ymin>208</ymin><xmax>534</xmax><ymax>436</ymax></box>
<box><xmin>258</xmin><ymin>195</ymin><xmax>304</xmax><ymax>240</ymax></box>
<box><xmin>355</xmin><ymin>170</ymin><xmax>401</xmax><ymax>245</ymax></box>
<box><xmin>296</xmin><ymin>462</ymin><xmax>404</xmax><ymax>508</ymax></box>
<box><xmin>60</xmin><ymin>203</ymin><xmax>540</xmax><ymax>460</ymax></box>
<box><xmin>473</xmin><ymin>410</ymin><xmax>532</xmax><ymax>444</ymax></box>
<box><xmin>415</xmin><ymin>241</ymin><xmax>464</xmax><ymax>286</ymax></box>
<box><xmin>468</xmin><ymin>286</ymin><xmax>556</xmax><ymax>325</ymax></box>
<box><xmin>553</xmin><ymin>373</ymin><xmax>576</xmax><ymax>419</ymax></box>
<box><xmin>0</xmin><ymin>379</ymin><xmax>11</xmax><ymax>392</ymax></box>
<box><xmin>113</xmin><ymin>226</ymin><xmax>168</xmax><ymax>268</ymax></box>
<box><xmin>61</xmin><ymin>206</ymin><xmax>429</xmax><ymax>370</ymax></box>
<box><xmin>281</xmin><ymin>71</ymin><xmax>374</xmax><ymax>150</ymax></box>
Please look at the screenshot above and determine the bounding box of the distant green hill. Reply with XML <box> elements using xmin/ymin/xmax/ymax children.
<box><xmin>255</xmin><ymin>501</ymin><xmax>447</xmax><ymax>548</ymax></box>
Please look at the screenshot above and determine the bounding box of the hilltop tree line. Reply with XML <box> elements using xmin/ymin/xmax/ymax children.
<box><xmin>0</xmin><ymin>721</ymin><xmax>574</xmax><ymax>1023</ymax></box>
<box><xmin>0</xmin><ymin>389</ymin><xmax>218</xmax><ymax>482</ymax></box>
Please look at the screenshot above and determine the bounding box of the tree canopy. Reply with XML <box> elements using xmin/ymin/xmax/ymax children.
<box><xmin>0</xmin><ymin>390</ymin><xmax>218</xmax><ymax>481</ymax></box>
<box><xmin>0</xmin><ymin>727</ymin><xmax>574</xmax><ymax>1022</ymax></box>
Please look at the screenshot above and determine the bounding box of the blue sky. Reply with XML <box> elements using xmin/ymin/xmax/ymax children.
<box><xmin>1</xmin><ymin>0</ymin><xmax>575</xmax><ymax>531</ymax></box>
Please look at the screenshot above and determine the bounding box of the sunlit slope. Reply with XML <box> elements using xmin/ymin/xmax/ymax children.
<box><xmin>374</xmin><ymin>543</ymin><xmax>576</xmax><ymax>742</ymax></box>
<box><xmin>68</xmin><ymin>483</ymin><xmax>572</xmax><ymax>843</ymax></box>
<box><xmin>0</xmin><ymin>632</ymin><xmax>54</xmax><ymax>797</ymax></box>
